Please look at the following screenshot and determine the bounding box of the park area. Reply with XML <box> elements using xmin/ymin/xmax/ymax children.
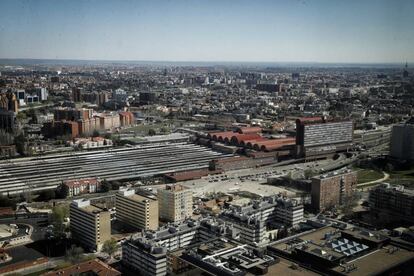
<box><xmin>356</xmin><ymin>169</ymin><xmax>385</xmax><ymax>184</ymax></box>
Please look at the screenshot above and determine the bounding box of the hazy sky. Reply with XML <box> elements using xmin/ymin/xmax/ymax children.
<box><xmin>0</xmin><ymin>0</ymin><xmax>413</xmax><ymax>63</ymax></box>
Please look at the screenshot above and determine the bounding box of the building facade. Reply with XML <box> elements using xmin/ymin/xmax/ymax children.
<box><xmin>220</xmin><ymin>195</ymin><xmax>304</xmax><ymax>246</ymax></box>
<box><xmin>390</xmin><ymin>118</ymin><xmax>414</xmax><ymax>161</ymax></box>
<box><xmin>369</xmin><ymin>183</ymin><xmax>414</xmax><ymax>224</ymax></box>
<box><xmin>69</xmin><ymin>199</ymin><xmax>111</xmax><ymax>251</ymax></box>
<box><xmin>296</xmin><ymin>117</ymin><xmax>353</xmax><ymax>158</ymax></box>
<box><xmin>122</xmin><ymin>217</ymin><xmax>231</xmax><ymax>276</ymax></box>
<box><xmin>116</xmin><ymin>187</ymin><xmax>159</xmax><ymax>230</ymax></box>
<box><xmin>311</xmin><ymin>169</ymin><xmax>357</xmax><ymax>211</ymax></box>
<box><xmin>122</xmin><ymin>238</ymin><xmax>168</xmax><ymax>276</ymax></box>
<box><xmin>63</xmin><ymin>178</ymin><xmax>101</xmax><ymax>197</ymax></box>
<box><xmin>158</xmin><ymin>184</ymin><xmax>192</xmax><ymax>223</ymax></box>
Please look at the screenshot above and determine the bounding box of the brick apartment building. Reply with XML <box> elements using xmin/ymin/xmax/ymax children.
<box><xmin>311</xmin><ymin>169</ymin><xmax>357</xmax><ymax>211</ymax></box>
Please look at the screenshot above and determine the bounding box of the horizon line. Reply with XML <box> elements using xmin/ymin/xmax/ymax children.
<box><xmin>0</xmin><ymin>57</ymin><xmax>411</xmax><ymax>66</ymax></box>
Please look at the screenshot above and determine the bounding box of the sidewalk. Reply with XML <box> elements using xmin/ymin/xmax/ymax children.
<box><xmin>357</xmin><ymin>172</ymin><xmax>389</xmax><ymax>188</ymax></box>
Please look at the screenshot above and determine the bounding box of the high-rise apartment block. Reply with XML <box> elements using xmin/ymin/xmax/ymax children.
<box><xmin>157</xmin><ymin>184</ymin><xmax>192</xmax><ymax>223</ymax></box>
<box><xmin>311</xmin><ymin>169</ymin><xmax>357</xmax><ymax>211</ymax></box>
<box><xmin>116</xmin><ymin>187</ymin><xmax>159</xmax><ymax>230</ymax></box>
<box><xmin>390</xmin><ymin>117</ymin><xmax>414</xmax><ymax>161</ymax></box>
<box><xmin>69</xmin><ymin>199</ymin><xmax>111</xmax><ymax>251</ymax></box>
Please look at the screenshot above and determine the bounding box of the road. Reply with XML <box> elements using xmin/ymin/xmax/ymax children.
<box><xmin>0</xmin><ymin>215</ymin><xmax>49</xmax><ymax>242</ymax></box>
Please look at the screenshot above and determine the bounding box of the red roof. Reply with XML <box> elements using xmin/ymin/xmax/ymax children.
<box><xmin>230</xmin><ymin>133</ymin><xmax>262</xmax><ymax>144</ymax></box>
<box><xmin>43</xmin><ymin>259</ymin><xmax>121</xmax><ymax>276</ymax></box>
<box><xmin>296</xmin><ymin>117</ymin><xmax>324</xmax><ymax>124</ymax></box>
<box><xmin>237</xmin><ymin>126</ymin><xmax>262</xmax><ymax>134</ymax></box>
<box><xmin>164</xmin><ymin>169</ymin><xmax>221</xmax><ymax>182</ymax></box>
<box><xmin>208</xmin><ymin>131</ymin><xmax>234</xmax><ymax>140</ymax></box>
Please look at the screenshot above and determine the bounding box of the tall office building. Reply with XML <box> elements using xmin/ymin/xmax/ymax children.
<box><xmin>296</xmin><ymin>117</ymin><xmax>353</xmax><ymax>158</ymax></box>
<box><xmin>390</xmin><ymin>117</ymin><xmax>414</xmax><ymax>161</ymax></box>
<box><xmin>69</xmin><ymin>199</ymin><xmax>111</xmax><ymax>251</ymax></box>
<box><xmin>116</xmin><ymin>187</ymin><xmax>159</xmax><ymax>230</ymax></box>
<box><xmin>157</xmin><ymin>184</ymin><xmax>192</xmax><ymax>223</ymax></box>
<box><xmin>311</xmin><ymin>169</ymin><xmax>357</xmax><ymax>211</ymax></box>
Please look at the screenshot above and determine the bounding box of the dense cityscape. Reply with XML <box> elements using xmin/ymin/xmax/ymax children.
<box><xmin>1</xmin><ymin>0</ymin><xmax>414</xmax><ymax>275</ymax></box>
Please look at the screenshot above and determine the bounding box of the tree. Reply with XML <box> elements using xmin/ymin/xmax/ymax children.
<box><xmin>100</xmin><ymin>181</ymin><xmax>112</xmax><ymax>193</ymax></box>
<box><xmin>51</xmin><ymin>205</ymin><xmax>69</xmax><ymax>238</ymax></box>
<box><xmin>27</xmin><ymin>108</ymin><xmax>38</xmax><ymax>124</ymax></box>
<box><xmin>0</xmin><ymin>130</ymin><xmax>13</xmax><ymax>145</ymax></box>
<box><xmin>65</xmin><ymin>245</ymin><xmax>84</xmax><ymax>264</ymax></box>
<box><xmin>111</xmin><ymin>180</ymin><xmax>122</xmax><ymax>190</ymax></box>
<box><xmin>340</xmin><ymin>193</ymin><xmax>360</xmax><ymax>217</ymax></box>
<box><xmin>14</xmin><ymin>133</ymin><xmax>27</xmax><ymax>156</ymax></box>
<box><xmin>37</xmin><ymin>189</ymin><xmax>56</xmax><ymax>201</ymax></box>
<box><xmin>304</xmin><ymin>169</ymin><xmax>315</xmax><ymax>180</ymax></box>
<box><xmin>148</xmin><ymin>128</ymin><xmax>156</xmax><ymax>136</ymax></box>
<box><xmin>102</xmin><ymin>238</ymin><xmax>119</xmax><ymax>259</ymax></box>
<box><xmin>55</xmin><ymin>185</ymin><xmax>69</xmax><ymax>199</ymax></box>
<box><xmin>16</xmin><ymin>112</ymin><xmax>27</xmax><ymax>122</ymax></box>
<box><xmin>92</xmin><ymin>130</ymin><xmax>100</xmax><ymax>137</ymax></box>
<box><xmin>112</xmin><ymin>135</ymin><xmax>121</xmax><ymax>146</ymax></box>
<box><xmin>0</xmin><ymin>195</ymin><xmax>15</xmax><ymax>208</ymax></box>
<box><xmin>285</xmin><ymin>172</ymin><xmax>293</xmax><ymax>185</ymax></box>
<box><xmin>160</xmin><ymin>127</ymin><xmax>169</xmax><ymax>134</ymax></box>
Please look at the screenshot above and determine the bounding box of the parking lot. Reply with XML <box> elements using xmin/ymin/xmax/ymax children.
<box><xmin>180</xmin><ymin>153</ymin><xmax>357</xmax><ymax>197</ymax></box>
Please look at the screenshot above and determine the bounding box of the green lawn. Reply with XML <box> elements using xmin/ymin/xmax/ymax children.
<box><xmin>388</xmin><ymin>167</ymin><xmax>414</xmax><ymax>188</ymax></box>
<box><xmin>356</xmin><ymin>169</ymin><xmax>384</xmax><ymax>184</ymax></box>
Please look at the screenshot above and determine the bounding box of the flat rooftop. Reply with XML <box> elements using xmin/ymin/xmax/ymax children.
<box><xmin>81</xmin><ymin>204</ymin><xmax>105</xmax><ymax>214</ymax></box>
<box><xmin>165</xmin><ymin>184</ymin><xmax>189</xmax><ymax>192</ymax></box>
<box><xmin>331</xmin><ymin>246</ymin><xmax>414</xmax><ymax>275</ymax></box>
<box><xmin>125</xmin><ymin>193</ymin><xmax>157</xmax><ymax>202</ymax></box>
<box><xmin>255</xmin><ymin>256</ymin><xmax>319</xmax><ymax>276</ymax></box>
<box><xmin>270</xmin><ymin>226</ymin><xmax>338</xmax><ymax>252</ymax></box>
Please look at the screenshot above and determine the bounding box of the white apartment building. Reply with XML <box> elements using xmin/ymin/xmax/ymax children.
<box><xmin>157</xmin><ymin>184</ymin><xmax>192</xmax><ymax>223</ymax></box>
<box><xmin>116</xmin><ymin>187</ymin><xmax>159</xmax><ymax>230</ymax></box>
<box><xmin>69</xmin><ymin>199</ymin><xmax>111</xmax><ymax>251</ymax></box>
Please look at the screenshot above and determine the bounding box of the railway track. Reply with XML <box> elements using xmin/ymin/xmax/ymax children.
<box><xmin>0</xmin><ymin>142</ymin><xmax>231</xmax><ymax>194</ymax></box>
